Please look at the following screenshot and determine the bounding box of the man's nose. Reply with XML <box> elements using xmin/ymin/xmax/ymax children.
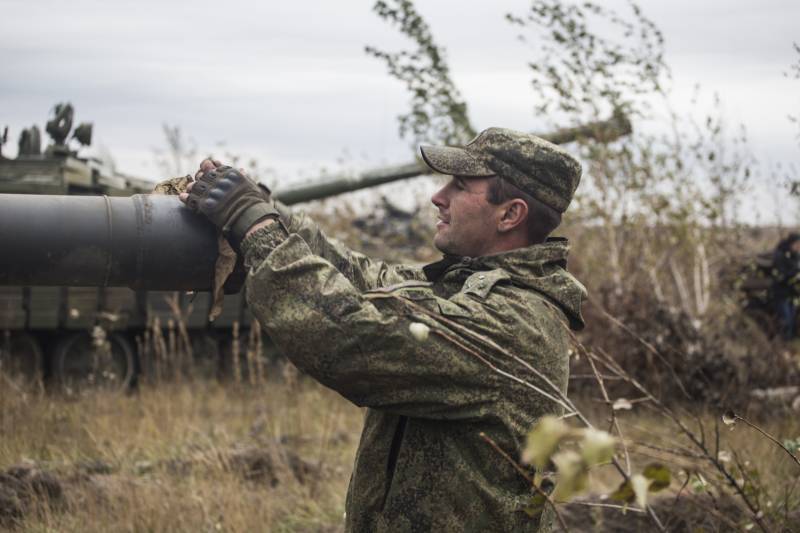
<box><xmin>431</xmin><ymin>185</ymin><xmax>448</xmax><ymax>208</ymax></box>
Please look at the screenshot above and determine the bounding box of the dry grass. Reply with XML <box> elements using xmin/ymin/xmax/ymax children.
<box><xmin>580</xmin><ymin>401</ymin><xmax>800</xmax><ymax>490</ymax></box>
<box><xmin>2</xmin><ymin>375</ymin><xmax>798</xmax><ymax>532</ymax></box>
<box><xmin>1</xmin><ymin>378</ymin><xmax>363</xmax><ymax>532</ymax></box>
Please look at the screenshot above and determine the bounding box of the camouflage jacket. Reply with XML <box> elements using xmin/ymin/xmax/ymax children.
<box><xmin>241</xmin><ymin>211</ymin><xmax>587</xmax><ymax>533</ymax></box>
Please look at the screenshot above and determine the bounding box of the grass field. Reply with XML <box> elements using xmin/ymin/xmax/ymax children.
<box><xmin>1</xmin><ymin>378</ymin><xmax>363</xmax><ymax>532</ymax></box>
<box><xmin>2</xmin><ymin>373</ymin><xmax>799</xmax><ymax>532</ymax></box>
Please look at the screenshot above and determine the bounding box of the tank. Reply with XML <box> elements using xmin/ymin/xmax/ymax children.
<box><xmin>0</xmin><ymin>104</ymin><xmax>154</xmax><ymax>390</ymax></box>
<box><xmin>0</xmin><ymin>104</ymin><xmax>632</xmax><ymax>390</ymax></box>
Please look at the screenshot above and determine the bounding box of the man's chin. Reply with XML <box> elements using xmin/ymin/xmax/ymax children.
<box><xmin>433</xmin><ymin>234</ymin><xmax>455</xmax><ymax>256</ymax></box>
<box><xmin>433</xmin><ymin>234</ymin><xmax>446</xmax><ymax>254</ymax></box>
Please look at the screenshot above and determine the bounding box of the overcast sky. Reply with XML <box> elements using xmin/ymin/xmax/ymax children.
<box><xmin>1</xmin><ymin>0</ymin><xmax>798</xmax><ymax>218</ymax></box>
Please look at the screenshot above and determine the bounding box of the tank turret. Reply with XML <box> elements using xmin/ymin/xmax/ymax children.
<box><xmin>0</xmin><ymin>102</ymin><xmax>151</xmax><ymax>196</ymax></box>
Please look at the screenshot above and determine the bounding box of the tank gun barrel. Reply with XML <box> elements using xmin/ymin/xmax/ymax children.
<box><xmin>0</xmin><ymin>113</ymin><xmax>631</xmax><ymax>291</ymax></box>
<box><xmin>275</xmin><ymin>112</ymin><xmax>631</xmax><ymax>204</ymax></box>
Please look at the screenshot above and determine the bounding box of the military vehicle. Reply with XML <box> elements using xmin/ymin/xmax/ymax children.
<box><xmin>0</xmin><ymin>104</ymin><xmax>632</xmax><ymax>390</ymax></box>
<box><xmin>733</xmin><ymin>251</ymin><xmax>793</xmax><ymax>338</ymax></box>
<box><xmin>0</xmin><ymin>103</ymin><xmax>156</xmax><ymax>391</ymax></box>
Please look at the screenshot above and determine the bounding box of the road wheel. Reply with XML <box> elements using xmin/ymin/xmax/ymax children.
<box><xmin>53</xmin><ymin>329</ymin><xmax>135</xmax><ymax>394</ymax></box>
<box><xmin>0</xmin><ymin>331</ymin><xmax>44</xmax><ymax>387</ymax></box>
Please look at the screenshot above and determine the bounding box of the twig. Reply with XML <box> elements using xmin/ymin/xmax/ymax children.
<box><xmin>585</xmin><ymin>346</ymin><xmax>631</xmax><ymax>474</ymax></box>
<box><xmin>583</xmin><ymin>347</ymin><xmax>771</xmax><ymax>532</ymax></box>
<box><xmin>689</xmin><ymin>408</ymin><xmax>707</xmax><ymax>448</ymax></box>
<box><xmin>370</xmin><ymin>291</ymin><xmax>580</xmax><ymax>414</ymax></box>
<box><xmin>430</xmin><ymin>329</ymin><xmax>573</xmax><ymax>414</ymax></box>
<box><xmin>397</xmin><ymin>298</ymin><xmax>585</xmax><ymax>423</ymax></box>
<box><xmin>627</xmin><ymin>440</ymin><xmax>704</xmax><ymax>461</ymax></box>
<box><xmin>563</xmin><ymin>500</ymin><xmax>645</xmax><ymax>514</ymax></box>
<box><xmin>479</xmin><ymin>432</ymin><xmax>569</xmax><ymax>533</ymax></box>
<box><xmin>626</xmin><ymin>419</ymin><xmax>700</xmax><ymax>457</ymax></box>
<box><xmin>729</xmin><ymin>412</ymin><xmax>800</xmax><ymax>470</ymax></box>
<box><xmin>783</xmin><ymin>474</ymin><xmax>800</xmax><ymax>524</ymax></box>
<box><xmin>587</xmin><ymin>298</ymin><xmax>692</xmax><ymax>400</ymax></box>
<box><xmin>478</xmin><ymin>432</ymin><xmax>533</xmax><ymax>484</ymax></box>
<box><xmin>671</xmin><ymin>470</ymin><xmax>691</xmax><ymax>509</ymax></box>
<box><xmin>569</xmin><ymin>374</ymin><xmax>623</xmax><ymax>380</ymax></box>
<box><xmin>731</xmin><ymin>450</ymin><xmax>761</xmax><ymax>511</ymax></box>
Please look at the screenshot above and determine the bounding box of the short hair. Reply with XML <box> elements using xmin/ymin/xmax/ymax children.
<box><xmin>485</xmin><ymin>176</ymin><xmax>562</xmax><ymax>244</ymax></box>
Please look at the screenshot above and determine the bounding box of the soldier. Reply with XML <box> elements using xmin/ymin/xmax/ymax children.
<box><xmin>180</xmin><ymin>128</ymin><xmax>586</xmax><ymax>532</ymax></box>
<box><xmin>772</xmin><ymin>233</ymin><xmax>800</xmax><ymax>340</ymax></box>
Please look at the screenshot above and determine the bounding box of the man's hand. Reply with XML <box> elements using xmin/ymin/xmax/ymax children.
<box><xmin>179</xmin><ymin>159</ymin><xmax>280</xmax><ymax>247</ymax></box>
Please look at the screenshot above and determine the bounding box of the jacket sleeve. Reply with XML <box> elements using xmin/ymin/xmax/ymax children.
<box><xmin>283</xmin><ymin>209</ymin><xmax>424</xmax><ymax>291</ymax></box>
<box><xmin>241</xmin><ymin>228</ymin><xmax>556</xmax><ymax>421</ymax></box>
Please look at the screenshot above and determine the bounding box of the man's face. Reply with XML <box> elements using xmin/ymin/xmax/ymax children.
<box><xmin>430</xmin><ymin>176</ymin><xmax>499</xmax><ymax>257</ymax></box>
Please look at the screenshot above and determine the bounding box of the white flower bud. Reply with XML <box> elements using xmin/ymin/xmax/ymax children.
<box><xmin>612</xmin><ymin>398</ymin><xmax>633</xmax><ymax>411</ymax></box>
<box><xmin>409</xmin><ymin>322</ymin><xmax>430</xmax><ymax>342</ymax></box>
<box><xmin>631</xmin><ymin>474</ymin><xmax>652</xmax><ymax>508</ymax></box>
<box><xmin>581</xmin><ymin>428</ymin><xmax>616</xmax><ymax>466</ymax></box>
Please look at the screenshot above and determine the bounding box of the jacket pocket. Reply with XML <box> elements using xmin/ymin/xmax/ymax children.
<box><xmin>437</xmin><ymin>299</ymin><xmax>471</xmax><ymax>318</ymax></box>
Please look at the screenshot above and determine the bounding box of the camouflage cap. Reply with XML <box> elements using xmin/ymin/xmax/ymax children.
<box><xmin>420</xmin><ymin>127</ymin><xmax>582</xmax><ymax>213</ymax></box>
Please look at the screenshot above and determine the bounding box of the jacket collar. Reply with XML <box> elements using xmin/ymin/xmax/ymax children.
<box><xmin>423</xmin><ymin>238</ymin><xmax>586</xmax><ymax>330</ymax></box>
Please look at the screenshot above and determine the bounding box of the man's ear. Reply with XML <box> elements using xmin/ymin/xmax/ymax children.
<box><xmin>497</xmin><ymin>199</ymin><xmax>528</xmax><ymax>233</ymax></box>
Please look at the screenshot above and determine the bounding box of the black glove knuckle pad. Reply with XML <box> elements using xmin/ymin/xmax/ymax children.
<box><xmin>184</xmin><ymin>163</ymin><xmax>278</xmax><ymax>247</ymax></box>
<box><xmin>224</xmin><ymin>169</ymin><xmax>243</xmax><ymax>182</ymax></box>
<box><xmin>200</xmin><ymin>171</ymin><xmax>218</xmax><ymax>183</ymax></box>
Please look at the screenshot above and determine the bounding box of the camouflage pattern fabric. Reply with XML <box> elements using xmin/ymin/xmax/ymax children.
<box><xmin>241</xmin><ymin>211</ymin><xmax>586</xmax><ymax>532</ymax></box>
<box><xmin>420</xmin><ymin>128</ymin><xmax>582</xmax><ymax>213</ymax></box>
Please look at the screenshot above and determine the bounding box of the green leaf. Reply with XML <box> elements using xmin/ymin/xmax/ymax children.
<box><xmin>642</xmin><ymin>463</ymin><xmax>670</xmax><ymax>492</ymax></box>
<box><xmin>523</xmin><ymin>491</ymin><xmax>548</xmax><ymax>518</ymax></box>
<box><xmin>612</xmin><ymin>464</ymin><xmax>672</xmax><ymax>508</ymax></box>
<box><xmin>610</xmin><ymin>479</ymin><xmax>634</xmax><ymax>502</ymax></box>
<box><xmin>783</xmin><ymin>438</ymin><xmax>800</xmax><ymax>454</ymax></box>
